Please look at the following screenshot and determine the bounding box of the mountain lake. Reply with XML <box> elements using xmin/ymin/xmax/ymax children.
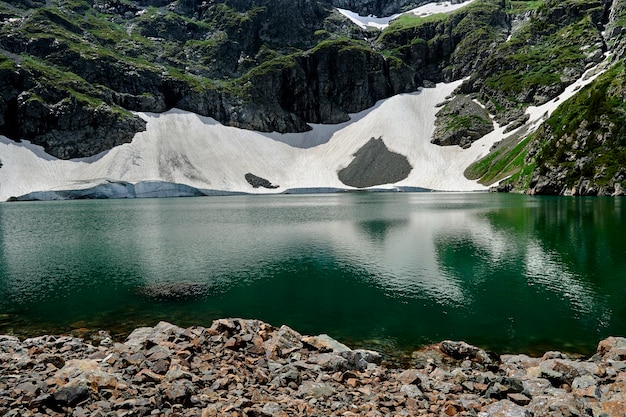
<box><xmin>0</xmin><ymin>192</ymin><xmax>624</xmax><ymax>359</ymax></box>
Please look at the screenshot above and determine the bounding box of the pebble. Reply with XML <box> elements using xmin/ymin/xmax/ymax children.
<box><xmin>1</xmin><ymin>319</ymin><xmax>625</xmax><ymax>416</ymax></box>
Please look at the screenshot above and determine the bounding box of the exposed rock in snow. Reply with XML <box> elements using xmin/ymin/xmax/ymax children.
<box><xmin>338</xmin><ymin>137</ymin><xmax>412</xmax><ymax>188</ymax></box>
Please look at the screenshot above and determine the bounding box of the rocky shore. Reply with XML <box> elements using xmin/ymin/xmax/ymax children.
<box><xmin>1</xmin><ymin>319</ymin><xmax>625</xmax><ymax>417</ymax></box>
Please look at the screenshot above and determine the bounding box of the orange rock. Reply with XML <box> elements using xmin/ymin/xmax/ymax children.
<box><xmin>346</xmin><ymin>378</ymin><xmax>359</xmax><ymax>388</ymax></box>
<box><xmin>444</xmin><ymin>403</ymin><xmax>459</xmax><ymax>416</ymax></box>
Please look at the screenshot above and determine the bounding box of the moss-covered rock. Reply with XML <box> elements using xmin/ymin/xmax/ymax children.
<box><xmin>460</xmin><ymin>0</ymin><xmax>609</xmax><ymax>125</ymax></box>
<box><xmin>432</xmin><ymin>95</ymin><xmax>494</xmax><ymax>148</ymax></box>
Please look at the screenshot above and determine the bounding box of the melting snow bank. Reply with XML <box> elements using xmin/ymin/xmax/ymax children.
<box><xmin>0</xmin><ymin>80</ymin><xmax>496</xmax><ymax>202</ymax></box>
<box><xmin>8</xmin><ymin>183</ymin><xmax>434</xmax><ymax>201</ymax></box>
<box><xmin>7</xmin><ymin>181</ymin><xmax>245</xmax><ymax>201</ymax></box>
<box><xmin>337</xmin><ymin>0</ymin><xmax>476</xmax><ymax>30</ymax></box>
<box><xmin>0</xmin><ymin>57</ymin><xmax>611</xmax><ymax>202</ymax></box>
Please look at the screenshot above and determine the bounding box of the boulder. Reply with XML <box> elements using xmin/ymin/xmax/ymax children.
<box><xmin>263</xmin><ymin>325</ymin><xmax>303</xmax><ymax>358</ymax></box>
<box><xmin>302</xmin><ymin>334</ymin><xmax>351</xmax><ymax>353</ymax></box>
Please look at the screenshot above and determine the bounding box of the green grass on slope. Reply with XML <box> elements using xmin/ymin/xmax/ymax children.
<box><xmin>533</xmin><ymin>64</ymin><xmax>626</xmax><ymax>186</ymax></box>
<box><xmin>465</xmin><ymin>135</ymin><xmax>532</xmax><ymax>186</ymax></box>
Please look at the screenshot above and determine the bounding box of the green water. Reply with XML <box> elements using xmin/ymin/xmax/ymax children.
<box><xmin>0</xmin><ymin>193</ymin><xmax>624</xmax><ymax>357</ymax></box>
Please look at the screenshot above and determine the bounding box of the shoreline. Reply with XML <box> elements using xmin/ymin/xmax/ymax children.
<box><xmin>2</xmin><ymin>319</ymin><xmax>625</xmax><ymax>416</ymax></box>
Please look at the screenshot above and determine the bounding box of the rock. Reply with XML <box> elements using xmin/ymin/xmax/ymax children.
<box><xmin>245</xmin><ymin>173</ymin><xmax>279</xmax><ymax>189</ymax></box>
<box><xmin>2</xmin><ymin>320</ymin><xmax>626</xmax><ymax>417</ymax></box>
<box><xmin>507</xmin><ymin>393</ymin><xmax>531</xmax><ymax>406</ymax></box>
<box><xmin>163</xmin><ymin>379</ymin><xmax>194</xmax><ymax>405</ymax></box>
<box><xmin>571</xmin><ymin>374</ymin><xmax>599</xmax><ymax>399</ymax></box>
<box><xmin>479</xmin><ymin>399</ymin><xmax>531</xmax><ymax>417</ymax></box>
<box><xmin>125</xmin><ymin>321</ymin><xmax>186</xmax><ymax>351</ymax></box>
<box><xmin>53</xmin><ymin>378</ymin><xmax>90</xmax><ymax>406</ymax></box>
<box><xmin>261</xmin><ymin>401</ymin><xmax>282</xmax><ymax>416</ymax></box>
<box><xmin>398</xmin><ymin>369</ymin><xmax>423</xmax><ymax>386</ymax></box>
<box><xmin>597</xmin><ymin>337</ymin><xmax>626</xmax><ymax>360</ymax></box>
<box><xmin>400</xmin><ymin>384</ymin><xmax>423</xmax><ymax>399</ymax></box>
<box><xmin>431</xmin><ymin>95</ymin><xmax>494</xmax><ymax>148</ymax></box>
<box><xmin>440</xmin><ymin>340</ymin><xmax>492</xmax><ymax>364</ymax></box>
<box><xmin>539</xmin><ymin>359</ymin><xmax>580</xmax><ymax>386</ymax></box>
<box><xmin>40</xmin><ymin>354</ymin><xmax>66</xmax><ymax>369</ymax></box>
<box><xmin>298</xmin><ymin>381</ymin><xmax>336</xmax><ymax>398</ymax></box>
<box><xmin>270</xmin><ymin>365</ymin><xmax>301</xmax><ymax>387</ymax></box>
<box><xmin>263</xmin><ymin>325</ymin><xmax>303</xmax><ymax>358</ymax></box>
<box><xmin>302</xmin><ymin>334</ymin><xmax>351</xmax><ymax>353</ymax></box>
<box><xmin>13</xmin><ymin>380</ymin><xmax>40</xmax><ymax>398</ymax></box>
<box><xmin>340</xmin><ymin>349</ymin><xmax>382</xmax><ymax>370</ymax></box>
<box><xmin>308</xmin><ymin>352</ymin><xmax>349</xmax><ymax>372</ymax></box>
<box><xmin>337</xmin><ymin>137</ymin><xmax>412</xmax><ymax>188</ymax></box>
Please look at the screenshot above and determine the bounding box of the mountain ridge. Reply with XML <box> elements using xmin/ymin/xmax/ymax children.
<box><xmin>0</xmin><ymin>0</ymin><xmax>625</xmax><ymax>198</ymax></box>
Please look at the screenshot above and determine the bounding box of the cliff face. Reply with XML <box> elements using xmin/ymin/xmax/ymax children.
<box><xmin>461</xmin><ymin>0</ymin><xmax>626</xmax><ymax>196</ymax></box>
<box><xmin>0</xmin><ymin>0</ymin><xmax>506</xmax><ymax>159</ymax></box>
<box><xmin>0</xmin><ymin>0</ymin><xmax>625</xmax><ymax>196</ymax></box>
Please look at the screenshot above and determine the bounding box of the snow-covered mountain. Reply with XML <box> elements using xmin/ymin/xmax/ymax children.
<box><xmin>1</xmin><ymin>61</ymin><xmax>606</xmax><ymax>201</ymax></box>
<box><xmin>1</xmin><ymin>0</ymin><xmax>625</xmax><ymax>199</ymax></box>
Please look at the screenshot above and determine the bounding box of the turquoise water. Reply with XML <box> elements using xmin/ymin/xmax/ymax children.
<box><xmin>0</xmin><ymin>193</ymin><xmax>624</xmax><ymax>357</ymax></box>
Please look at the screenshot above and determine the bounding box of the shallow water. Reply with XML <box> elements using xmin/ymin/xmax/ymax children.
<box><xmin>0</xmin><ymin>193</ymin><xmax>624</xmax><ymax>357</ymax></box>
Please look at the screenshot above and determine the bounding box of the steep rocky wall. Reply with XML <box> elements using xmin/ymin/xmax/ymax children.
<box><xmin>0</xmin><ymin>0</ymin><xmax>510</xmax><ymax>159</ymax></box>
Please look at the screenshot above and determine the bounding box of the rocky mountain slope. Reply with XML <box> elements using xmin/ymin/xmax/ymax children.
<box><xmin>0</xmin><ymin>0</ymin><xmax>625</xmax><ymax>197</ymax></box>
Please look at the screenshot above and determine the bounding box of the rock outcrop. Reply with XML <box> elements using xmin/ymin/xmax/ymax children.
<box><xmin>459</xmin><ymin>0</ymin><xmax>609</xmax><ymax>125</ymax></box>
<box><xmin>245</xmin><ymin>173</ymin><xmax>279</xmax><ymax>189</ymax></box>
<box><xmin>1</xmin><ymin>319</ymin><xmax>626</xmax><ymax>417</ymax></box>
<box><xmin>432</xmin><ymin>95</ymin><xmax>493</xmax><ymax>148</ymax></box>
<box><xmin>0</xmin><ymin>0</ymin><xmax>506</xmax><ymax>159</ymax></box>
<box><xmin>338</xmin><ymin>137</ymin><xmax>412</xmax><ymax>188</ymax></box>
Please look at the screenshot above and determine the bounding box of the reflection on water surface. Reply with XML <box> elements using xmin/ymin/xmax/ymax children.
<box><xmin>0</xmin><ymin>193</ymin><xmax>624</xmax><ymax>357</ymax></box>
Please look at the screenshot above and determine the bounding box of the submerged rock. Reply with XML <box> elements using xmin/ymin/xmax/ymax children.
<box><xmin>136</xmin><ymin>282</ymin><xmax>210</xmax><ymax>301</ymax></box>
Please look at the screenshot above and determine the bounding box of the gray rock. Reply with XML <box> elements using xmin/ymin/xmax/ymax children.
<box><xmin>337</xmin><ymin>137</ymin><xmax>412</xmax><ymax>188</ymax></box>
<box><xmin>440</xmin><ymin>340</ymin><xmax>492</xmax><ymax>364</ymax></box>
<box><xmin>507</xmin><ymin>393</ymin><xmax>531</xmax><ymax>406</ymax></box>
<box><xmin>478</xmin><ymin>399</ymin><xmax>531</xmax><ymax>417</ymax></box>
<box><xmin>125</xmin><ymin>321</ymin><xmax>186</xmax><ymax>351</ymax></box>
<box><xmin>263</xmin><ymin>325</ymin><xmax>303</xmax><ymax>358</ymax></box>
<box><xmin>302</xmin><ymin>334</ymin><xmax>351</xmax><ymax>353</ymax></box>
<box><xmin>539</xmin><ymin>359</ymin><xmax>580</xmax><ymax>386</ymax></box>
<box><xmin>53</xmin><ymin>378</ymin><xmax>90</xmax><ymax>406</ymax></box>
<box><xmin>245</xmin><ymin>173</ymin><xmax>279</xmax><ymax>189</ymax></box>
<box><xmin>432</xmin><ymin>95</ymin><xmax>494</xmax><ymax>148</ymax></box>
<box><xmin>261</xmin><ymin>401</ymin><xmax>282</xmax><ymax>416</ymax></box>
<box><xmin>308</xmin><ymin>352</ymin><xmax>349</xmax><ymax>372</ymax></box>
<box><xmin>163</xmin><ymin>379</ymin><xmax>194</xmax><ymax>405</ymax></box>
<box><xmin>400</xmin><ymin>384</ymin><xmax>423</xmax><ymax>399</ymax></box>
<box><xmin>298</xmin><ymin>381</ymin><xmax>336</xmax><ymax>398</ymax></box>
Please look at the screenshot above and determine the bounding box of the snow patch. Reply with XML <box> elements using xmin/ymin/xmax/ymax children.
<box><xmin>337</xmin><ymin>0</ymin><xmax>476</xmax><ymax>30</ymax></box>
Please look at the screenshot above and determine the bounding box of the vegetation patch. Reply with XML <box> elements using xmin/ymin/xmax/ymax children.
<box><xmin>432</xmin><ymin>95</ymin><xmax>493</xmax><ymax>148</ymax></box>
<box><xmin>466</xmin><ymin>134</ymin><xmax>532</xmax><ymax>186</ymax></box>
